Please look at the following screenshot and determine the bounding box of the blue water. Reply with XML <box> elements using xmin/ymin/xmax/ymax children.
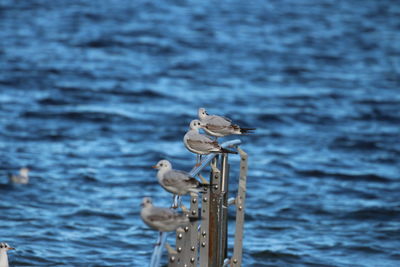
<box><xmin>1</xmin><ymin>0</ymin><xmax>399</xmax><ymax>266</ymax></box>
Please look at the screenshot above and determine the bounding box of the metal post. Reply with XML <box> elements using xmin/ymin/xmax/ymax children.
<box><xmin>148</xmin><ymin>140</ymin><xmax>243</xmax><ymax>267</ymax></box>
<box><xmin>208</xmin><ymin>157</ymin><xmax>222</xmax><ymax>266</ymax></box>
<box><xmin>220</xmin><ymin>153</ymin><xmax>230</xmax><ymax>262</ymax></box>
<box><xmin>166</xmin><ymin>243</ymin><xmax>178</xmax><ymax>267</ymax></box>
<box><xmin>188</xmin><ymin>193</ymin><xmax>199</xmax><ymax>266</ymax></box>
<box><xmin>175</xmin><ymin>227</ymin><xmax>185</xmax><ymax>265</ymax></box>
<box><xmin>199</xmin><ymin>180</ymin><xmax>210</xmax><ymax>267</ymax></box>
<box><xmin>230</xmin><ymin>147</ymin><xmax>248</xmax><ymax>266</ymax></box>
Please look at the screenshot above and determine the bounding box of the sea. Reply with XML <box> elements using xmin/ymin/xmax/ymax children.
<box><xmin>0</xmin><ymin>0</ymin><xmax>399</xmax><ymax>266</ymax></box>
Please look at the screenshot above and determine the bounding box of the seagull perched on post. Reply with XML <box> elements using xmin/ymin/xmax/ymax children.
<box><xmin>184</xmin><ymin>120</ymin><xmax>237</xmax><ymax>166</ymax></box>
<box><xmin>140</xmin><ymin>197</ymin><xmax>197</xmax><ymax>232</ymax></box>
<box><xmin>0</xmin><ymin>242</ymin><xmax>15</xmax><ymax>267</ymax></box>
<box><xmin>198</xmin><ymin>107</ymin><xmax>255</xmax><ymax>138</ymax></box>
<box><xmin>152</xmin><ymin>160</ymin><xmax>210</xmax><ymax>196</ymax></box>
<box><xmin>8</xmin><ymin>168</ymin><xmax>29</xmax><ymax>184</ymax></box>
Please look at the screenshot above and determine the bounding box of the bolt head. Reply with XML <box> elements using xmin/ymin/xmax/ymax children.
<box><xmin>178</xmin><ymin>233</ymin><xmax>183</xmax><ymax>239</ymax></box>
<box><xmin>202</xmin><ymin>242</ymin><xmax>206</xmax><ymax>247</ymax></box>
<box><xmin>184</xmin><ymin>226</ymin><xmax>189</xmax><ymax>232</ymax></box>
<box><xmin>233</xmin><ymin>258</ymin><xmax>238</xmax><ymax>263</ymax></box>
<box><xmin>190</xmin><ymin>257</ymin><xmax>195</xmax><ymax>263</ymax></box>
<box><xmin>192</xmin><ymin>198</ymin><xmax>197</xmax><ymax>203</ymax></box>
<box><xmin>170</xmin><ymin>256</ymin><xmax>175</xmax><ymax>262</ymax></box>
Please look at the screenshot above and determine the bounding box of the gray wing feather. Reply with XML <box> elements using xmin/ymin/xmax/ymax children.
<box><xmin>163</xmin><ymin>170</ymin><xmax>192</xmax><ymax>186</ymax></box>
<box><xmin>205</xmin><ymin>115</ymin><xmax>232</xmax><ymax>126</ymax></box>
<box><xmin>187</xmin><ymin>138</ymin><xmax>219</xmax><ymax>151</ymax></box>
<box><xmin>147</xmin><ymin>207</ymin><xmax>174</xmax><ymax>222</ymax></box>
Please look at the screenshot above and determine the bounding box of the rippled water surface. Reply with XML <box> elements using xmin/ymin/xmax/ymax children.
<box><xmin>1</xmin><ymin>0</ymin><xmax>399</xmax><ymax>266</ymax></box>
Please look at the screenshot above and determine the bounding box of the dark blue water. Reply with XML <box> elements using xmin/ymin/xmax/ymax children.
<box><xmin>1</xmin><ymin>0</ymin><xmax>399</xmax><ymax>266</ymax></box>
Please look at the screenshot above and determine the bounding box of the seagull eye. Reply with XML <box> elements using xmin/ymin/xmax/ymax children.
<box><xmin>160</xmin><ymin>163</ymin><xmax>163</xmax><ymax>166</ymax></box>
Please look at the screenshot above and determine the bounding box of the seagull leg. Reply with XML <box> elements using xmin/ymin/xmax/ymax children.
<box><xmin>172</xmin><ymin>195</ymin><xmax>179</xmax><ymax>209</ymax></box>
<box><xmin>155</xmin><ymin>231</ymin><xmax>162</xmax><ymax>246</ymax></box>
<box><xmin>194</xmin><ymin>154</ymin><xmax>201</xmax><ymax>167</ymax></box>
<box><xmin>177</xmin><ymin>196</ymin><xmax>183</xmax><ymax>209</ymax></box>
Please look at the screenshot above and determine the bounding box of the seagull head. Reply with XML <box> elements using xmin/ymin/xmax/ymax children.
<box><xmin>189</xmin><ymin>119</ymin><xmax>204</xmax><ymax>130</ymax></box>
<box><xmin>141</xmin><ymin>197</ymin><xmax>153</xmax><ymax>208</ymax></box>
<box><xmin>152</xmin><ymin>160</ymin><xmax>172</xmax><ymax>171</ymax></box>
<box><xmin>20</xmin><ymin>167</ymin><xmax>29</xmax><ymax>177</ymax></box>
<box><xmin>0</xmin><ymin>242</ymin><xmax>15</xmax><ymax>252</ymax></box>
<box><xmin>198</xmin><ymin>108</ymin><xmax>209</xmax><ymax>120</ymax></box>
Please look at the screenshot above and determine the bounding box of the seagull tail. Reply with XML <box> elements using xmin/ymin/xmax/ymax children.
<box><xmin>240</xmin><ymin>127</ymin><xmax>256</xmax><ymax>134</ymax></box>
<box><xmin>197</xmin><ymin>183</ymin><xmax>216</xmax><ymax>193</ymax></box>
<box><xmin>188</xmin><ymin>216</ymin><xmax>200</xmax><ymax>223</ymax></box>
<box><xmin>220</xmin><ymin>148</ymin><xmax>238</xmax><ymax>154</ymax></box>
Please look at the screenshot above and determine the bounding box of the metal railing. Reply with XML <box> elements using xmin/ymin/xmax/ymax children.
<box><xmin>149</xmin><ymin>139</ymin><xmax>248</xmax><ymax>267</ymax></box>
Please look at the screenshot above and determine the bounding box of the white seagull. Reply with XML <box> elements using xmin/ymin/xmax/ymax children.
<box><xmin>8</xmin><ymin>168</ymin><xmax>29</xmax><ymax>184</ymax></box>
<box><xmin>0</xmin><ymin>243</ymin><xmax>15</xmax><ymax>267</ymax></box>
<box><xmin>198</xmin><ymin>107</ymin><xmax>255</xmax><ymax>138</ymax></box>
<box><xmin>184</xmin><ymin>120</ymin><xmax>237</xmax><ymax>165</ymax></box>
<box><xmin>140</xmin><ymin>197</ymin><xmax>196</xmax><ymax>232</ymax></box>
<box><xmin>152</xmin><ymin>160</ymin><xmax>209</xmax><ymax>196</ymax></box>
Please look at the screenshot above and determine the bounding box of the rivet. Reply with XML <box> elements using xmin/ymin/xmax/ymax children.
<box><xmin>203</xmin><ymin>197</ymin><xmax>208</xmax><ymax>202</ymax></box>
<box><xmin>202</xmin><ymin>242</ymin><xmax>206</xmax><ymax>247</ymax></box>
<box><xmin>170</xmin><ymin>256</ymin><xmax>175</xmax><ymax>262</ymax></box>
<box><xmin>191</xmin><ymin>210</ymin><xmax>197</xmax><ymax>215</ymax></box>
<box><xmin>178</xmin><ymin>233</ymin><xmax>183</xmax><ymax>239</ymax></box>
<box><xmin>191</xmin><ymin>257</ymin><xmax>195</xmax><ymax>263</ymax></box>
<box><xmin>214</xmin><ymin>175</ymin><xmax>218</xmax><ymax>179</ymax></box>
<box><xmin>214</xmin><ymin>185</ymin><xmax>218</xmax><ymax>190</ymax></box>
<box><xmin>202</xmin><ymin>231</ymin><xmax>206</xmax><ymax>236</ymax></box>
<box><xmin>184</xmin><ymin>226</ymin><xmax>189</xmax><ymax>232</ymax></box>
<box><xmin>184</xmin><ymin>264</ymin><xmax>188</xmax><ymax>267</ymax></box>
<box><xmin>239</xmin><ymin>206</ymin><xmax>243</xmax><ymax>211</ymax></box>
<box><xmin>233</xmin><ymin>258</ymin><xmax>238</xmax><ymax>263</ymax></box>
<box><xmin>192</xmin><ymin>198</ymin><xmax>197</xmax><ymax>203</ymax></box>
<box><xmin>177</xmin><ymin>247</ymin><xmax>182</xmax><ymax>252</ymax></box>
<box><xmin>191</xmin><ymin>246</ymin><xmax>195</xmax><ymax>251</ymax></box>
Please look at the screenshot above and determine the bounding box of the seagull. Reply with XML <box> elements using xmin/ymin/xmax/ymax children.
<box><xmin>8</xmin><ymin>168</ymin><xmax>29</xmax><ymax>184</ymax></box>
<box><xmin>198</xmin><ymin>107</ymin><xmax>255</xmax><ymax>138</ymax></box>
<box><xmin>184</xmin><ymin>120</ymin><xmax>237</xmax><ymax>165</ymax></box>
<box><xmin>152</xmin><ymin>160</ymin><xmax>210</xmax><ymax>196</ymax></box>
<box><xmin>140</xmin><ymin>197</ymin><xmax>197</xmax><ymax>232</ymax></box>
<box><xmin>0</xmin><ymin>243</ymin><xmax>15</xmax><ymax>267</ymax></box>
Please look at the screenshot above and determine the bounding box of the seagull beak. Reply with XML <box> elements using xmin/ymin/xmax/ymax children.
<box><xmin>8</xmin><ymin>247</ymin><xmax>15</xmax><ymax>250</ymax></box>
<box><xmin>151</xmin><ymin>165</ymin><xmax>157</xmax><ymax>169</ymax></box>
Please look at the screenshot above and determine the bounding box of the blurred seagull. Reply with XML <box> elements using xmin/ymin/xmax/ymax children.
<box><xmin>8</xmin><ymin>168</ymin><xmax>29</xmax><ymax>184</ymax></box>
<box><xmin>152</xmin><ymin>160</ymin><xmax>210</xmax><ymax>196</ymax></box>
<box><xmin>140</xmin><ymin>197</ymin><xmax>197</xmax><ymax>232</ymax></box>
<box><xmin>184</xmin><ymin>120</ymin><xmax>237</xmax><ymax>166</ymax></box>
<box><xmin>0</xmin><ymin>242</ymin><xmax>15</xmax><ymax>267</ymax></box>
<box><xmin>198</xmin><ymin>107</ymin><xmax>255</xmax><ymax>138</ymax></box>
